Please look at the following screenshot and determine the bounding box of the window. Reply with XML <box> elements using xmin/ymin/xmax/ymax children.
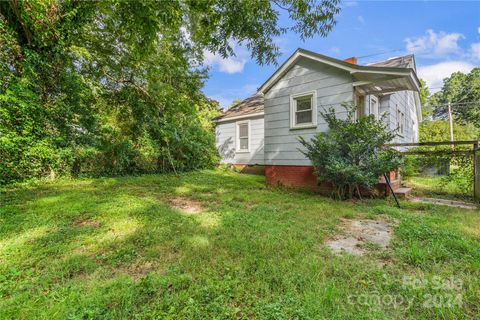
<box><xmin>396</xmin><ymin>108</ymin><xmax>405</xmax><ymax>135</ymax></box>
<box><xmin>290</xmin><ymin>91</ymin><xmax>317</xmax><ymax>129</ymax></box>
<box><xmin>236</xmin><ymin>121</ymin><xmax>249</xmax><ymax>152</ymax></box>
<box><xmin>369</xmin><ymin>96</ymin><xmax>379</xmax><ymax>119</ymax></box>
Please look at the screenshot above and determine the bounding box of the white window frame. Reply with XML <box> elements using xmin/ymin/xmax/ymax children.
<box><xmin>236</xmin><ymin>120</ymin><xmax>250</xmax><ymax>153</ymax></box>
<box><xmin>290</xmin><ymin>90</ymin><xmax>317</xmax><ymax>129</ymax></box>
<box><xmin>369</xmin><ymin>95</ymin><xmax>379</xmax><ymax>119</ymax></box>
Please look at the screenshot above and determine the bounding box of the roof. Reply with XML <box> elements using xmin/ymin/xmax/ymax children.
<box><xmin>214</xmin><ymin>50</ymin><xmax>420</xmax><ymax>122</ymax></box>
<box><xmin>368</xmin><ymin>55</ymin><xmax>416</xmax><ymax>70</ymax></box>
<box><xmin>214</xmin><ymin>94</ymin><xmax>264</xmax><ymax>122</ymax></box>
<box><xmin>258</xmin><ymin>48</ymin><xmax>420</xmax><ymax>94</ymax></box>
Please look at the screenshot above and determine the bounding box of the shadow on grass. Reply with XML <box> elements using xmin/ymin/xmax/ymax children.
<box><xmin>1</xmin><ymin>170</ymin><xmax>479</xmax><ymax>318</ymax></box>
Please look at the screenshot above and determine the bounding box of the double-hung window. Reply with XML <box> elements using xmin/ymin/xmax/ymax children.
<box><xmin>290</xmin><ymin>91</ymin><xmax>317</xmax><ymax>129</ymax></box>
<box><xmin>236</xmin><ymin>121</ymin><xmax>250</xmax><ymax>152</ymax></box>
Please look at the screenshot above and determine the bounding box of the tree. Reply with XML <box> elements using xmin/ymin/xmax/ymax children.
<box><xmin>419</xmin><ymin>79</ymin><xmax>431</xmax><ymax>118</ymax></box>
<box><xmin>229</xmin><ymin>99</ymin><xmax>243</xmax><ymax>109</ymax></box>
<box><xmin>431</xmin><ymin>68</ymin><xmax>480</xmax><ymax>126</ymax></box>
<box><xmin>0</xmin><ymin>0</ymin><xmax>341</xmax><ymax>183</ymax></box>
<box><xmin>299</xmin><ymin>104</ymin><xmax>402</xmax><ymax>200</ymax></box>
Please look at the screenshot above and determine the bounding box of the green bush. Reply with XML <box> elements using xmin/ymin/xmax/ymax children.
<box><xmin>402</xmin><ymin>155</ymin><xmax>422</xmax><ymax>177</ymax></box>
<box><xmin>299</xmin><ymin>104</ymin><xmax>402</xmax><ymax>199</ymax></box>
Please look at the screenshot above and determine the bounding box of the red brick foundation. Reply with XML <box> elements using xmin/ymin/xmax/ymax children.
<box><xmin>265</xmin><ymin>165</ymin><xmax>333</xmax><ymax>194</ymax></box>
<box><xmin>266</xmin><ymin>165</ymin><xmax>317</xmax><ymax>188</ymax></box>
<box><xmin>265</xmin><ymin>165</ymin><xmax>397</xmax><ymax>196</ymax></box>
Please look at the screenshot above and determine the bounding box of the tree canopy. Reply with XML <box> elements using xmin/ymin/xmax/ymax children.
<box><xmin>429</xmin><ymin>68</ymin><xmax>480</xmax><ymax>126</ymax></box>
<box><xmin>0</xmin><ymin>0</ymin><xmax>341</xmax><ymax>184</ymax></box>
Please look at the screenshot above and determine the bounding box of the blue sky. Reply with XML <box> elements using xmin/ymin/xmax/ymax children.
<box><xmin>202</xmin><ymin>0</ymin><xmax>480</xmax><ymax>109</ymax></box>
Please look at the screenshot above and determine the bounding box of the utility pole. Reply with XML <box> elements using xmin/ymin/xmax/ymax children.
<box><xmin>447</xmin><ymin>102</ymin><xmax>454</xmax><ymax>149</ymax></box>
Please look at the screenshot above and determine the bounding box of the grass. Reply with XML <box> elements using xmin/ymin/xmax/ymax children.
<box><xmin>404</xmin><ymin>175</ymin><xmax>474</xmax><ymax>201</ymax></box>
<box><xmin>1</xmin><ymin>169</ymin><xmax>479</xmax><ymax>319</ymax></box>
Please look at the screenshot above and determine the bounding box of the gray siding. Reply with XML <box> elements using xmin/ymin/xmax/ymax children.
<box><xmin>382</xmin><ymin>90</ymin><xmax>419</xmax><ymax>143</ymax></box>
<box><xmin>215</xmin><ymin>115</ymin><xmax>264</xmax><ymax>165</ymax></box>
<box><xmin>264</xmin><ymin>57</ymin><xmax>354</xmax><ymax>166</ymax></box>
<box><xmin>215</xmin><ymin>56</ymin><xmax>420</xmax><ymax>166</ymax></box>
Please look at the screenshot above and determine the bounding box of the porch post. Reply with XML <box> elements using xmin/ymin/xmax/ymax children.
<box><xmin>474</xmin><ymin>142</ymin><xmax>480</xmax><ymax>200</ymax></box>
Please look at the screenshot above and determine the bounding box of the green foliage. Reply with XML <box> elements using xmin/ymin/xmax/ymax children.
<box><xmin>299</xmin><ymin>104</ymin><xmax>402</xmax><ymax>199</ymax></box>
<box><xmin>419</xmin><ymin>79</ymin><xmax>431</xmax><ymax>118</ymax></box>
<box><xmin>0</xmin><ymin>0</ymin><xmax>341</xmax><ymax>184</ymax></box>
<box><xmin>405</xmin><ymin>120</ymin><xmax>478</xmax><ymax>195</ymax></box>
<box><xmin>419</xmin><ymin>120</ymin><xmax>478</xmax><ymax>143</ymax></box>
<box><xmin>1</xmin><ymin>170</ymin><xmax>479</xmax><ymax>318</ymax></box>
<box><xmin>402</xmin><ymin>155</ymin><xmax>423</xmax><ymax>177</ymax></box>
<box><xmin>440</xmin><ymin>157</ymin><xmax>473</xmax><ymax>195</ymax></box>
<box><xmin>431</xmin><ymin>68</ymin><xmax>480</xmax><ymax>126</ymax></box>
<box><xmin>406</xmin><ymin>175</ymin><xmax>474</xmax><ymax>201</ymax></box>
<box><xmin>228</xmin><ymin>98</ymin><xmax>243</xmax><ymax>109</ymax></box>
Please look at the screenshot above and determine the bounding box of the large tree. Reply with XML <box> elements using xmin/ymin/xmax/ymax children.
<box><xmin>0</xmin><ymin>0</ymin><xmax>341</xmax><ymax>183</ymax></box>
<box><xmin>431</xmin><ymin>68</ymin><xmax>480</xmax><ymax>126</ymax></box>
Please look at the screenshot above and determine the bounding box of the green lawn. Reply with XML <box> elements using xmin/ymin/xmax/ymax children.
<box><xmin>1</xmin><ymin>170</ymin><xmax>479</xmax><ymax>319</ymax></box>
<box><xmin>404</xmin><ymin>175</ymin><xmax>474</xmax><ymax>201</ymax></box>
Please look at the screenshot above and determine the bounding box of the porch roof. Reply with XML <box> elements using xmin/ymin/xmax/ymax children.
<box><xmin>352</xmin><ymin>69</ymin><xmax>419</xmax><ymax>95</ymax></box>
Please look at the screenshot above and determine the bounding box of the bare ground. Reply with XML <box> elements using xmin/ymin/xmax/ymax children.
<box><xmin>326</xmin><ymin>218</ymin><xmax>396</xmax><ymax>256</ymax></box>
<box><xmin>168</xmin><ymin>197</ymin><xmax>204</xmax><ymax>214</ymax></box>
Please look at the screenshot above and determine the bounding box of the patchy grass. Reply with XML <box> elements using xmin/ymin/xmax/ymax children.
<box><xmin>1</xmin><ymin>170</ymin><xmax>479</xmax><ymax>319</ymax></box>
<box><xmin>405</xmin><ymin>175</ymin><xmax>474</xmax><ymax>201</ymax></box>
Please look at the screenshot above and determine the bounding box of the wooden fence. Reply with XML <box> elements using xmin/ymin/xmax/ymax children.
<box><xmin>385</xmin><ymin>140</ymin><xmax>480</xmax><ymax>200</ymax></box>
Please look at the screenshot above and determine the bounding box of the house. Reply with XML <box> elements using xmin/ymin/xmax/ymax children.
<box><xmin>214</xmin><ymin>48</ymin><xmax>422</xmax><ymax>191</ymax></box>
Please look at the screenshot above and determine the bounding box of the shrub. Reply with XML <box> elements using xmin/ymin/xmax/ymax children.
<box><xmin>299</xmin><ymin>104</ymin><xmax>402</xmax><ymax>199</ymax></box>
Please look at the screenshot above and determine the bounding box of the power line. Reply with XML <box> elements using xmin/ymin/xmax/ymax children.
<box><xmin>428</xmin><ymin>101</ymin><xmax>480</xmax><ymax>109</ymax></box>
<box><xmin>356</xmin><ymin>48</ymin><xmax>404</xmax><ymax>60</ymax></box>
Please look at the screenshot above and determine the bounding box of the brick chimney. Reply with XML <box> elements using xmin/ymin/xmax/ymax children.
<box><xmin>343</xmin><ymin>57</ymin><xmax>357</xmax><ymax>64</ymax></box>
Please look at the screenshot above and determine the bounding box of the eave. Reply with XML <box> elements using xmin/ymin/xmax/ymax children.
<box><xmin>258</xmin><ymin>48</ymin><xmax>420</xmax><ymax>94</ymax></box>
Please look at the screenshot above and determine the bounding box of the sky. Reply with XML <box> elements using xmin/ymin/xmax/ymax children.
<box><xmin>202</xmin><ymin>0</ymin><xmax>480</xmax><ymax>109</ymax></box>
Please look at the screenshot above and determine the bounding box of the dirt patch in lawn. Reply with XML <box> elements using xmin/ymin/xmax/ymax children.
<box><xmin>326</xmin><ymin>218</ymin><xmax>395</xmax><ymax>256</ymax></box>
<box><xmin>74</xmin><ymin>218</ymin><xmax>101</xmax><ymax>228</ymax></box>
<box><xmin>169</xmin><ymin>197</ymin><xmax>204</xmax><ymax>214</ymax></box>
<box><xmin>118</xmin><ymin>261</ymin><xmax>156</xmax><ymax>281</ymax></box>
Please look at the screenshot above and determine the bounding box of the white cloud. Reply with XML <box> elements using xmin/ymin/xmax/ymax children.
<box><xmin>343</xmin><ymin>1</ymin><xmax>358</xmax><ymax>7</ymax></box>
<box><xmin>329</xmin><ymin>46</ymin><xmax>341</xmax><ymax>55</ymax></box>
<box><xmin>469</xmin><ymin>42</ymin><xmax>480</xmax><ymax>60</ymax></box>
<box><xmin>204</xmin><ymin>42</ymin><xmax>250</xmax><ymax>74</ymax></box>
<box><xmin>478</xmin><ymin>26</ymin><xmax>480</xmax><ymax>34</ymax></box>
<box><xmin>418</xmin><ymin>61</ymin><xmax>475</xmax><ymax>91</ymax></box>
<box><xmin>405</xmin><ymin>29</ymin><xmax>465</xmax><ymax>57</ymax></box>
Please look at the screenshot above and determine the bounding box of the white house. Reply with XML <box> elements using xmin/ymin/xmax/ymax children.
<box><xmin>214</xmin><ymin>49</ymin><xmax>422</xmax><ymax>190</ymax></box>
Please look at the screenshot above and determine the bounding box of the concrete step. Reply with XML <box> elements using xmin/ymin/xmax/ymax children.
<box><xmin>393</xmin><ymin>187</ymin><xmax>412</xmax><ymax>199</ymax></box>
<box><xmin>379</xmin><ymin>178</ymin><xmax>402</xmax><ymax>190</ymax></box>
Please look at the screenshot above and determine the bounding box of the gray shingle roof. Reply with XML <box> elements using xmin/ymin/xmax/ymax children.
<box><xmin>215</xmin><ymin>54</ymin><xmax>416</xmax><ymax>121</ymax></box>
<box><xmin>215</xmin><ymin>93</ymin><xmax>264</xmax><ymax>121</ymax></box>
<box><xmin>368</xmin><ymin>54</ymin><xmax>415</xmax><ymax>69</ymax></box>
